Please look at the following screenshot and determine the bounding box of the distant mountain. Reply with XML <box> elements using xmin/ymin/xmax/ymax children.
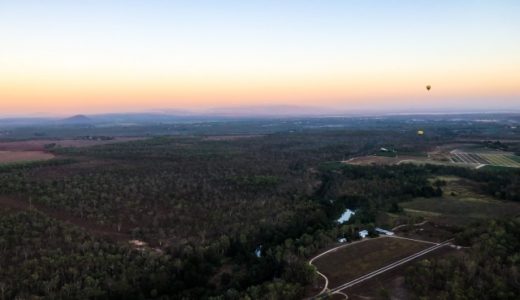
<box><xmin>1</xmin><ymin>110</ymin><xmax>520</xmax><ymax>129</ymax></box>
<box><xmin>61</xmin><ymin>114</ymin><xmax>92</xmax><ymax>124</ymax></box>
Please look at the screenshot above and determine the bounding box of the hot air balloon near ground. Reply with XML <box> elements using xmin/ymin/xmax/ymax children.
<box><xmin>426</xmin><ymin>85</ymin><xmax>431</xmax><ymax>91</ymax></box>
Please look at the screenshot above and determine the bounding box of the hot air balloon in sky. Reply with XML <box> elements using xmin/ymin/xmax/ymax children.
<box><xmin>426</xmin><ymin>85</ymin><xmax>431</xmax><ymax>91</ymax></box>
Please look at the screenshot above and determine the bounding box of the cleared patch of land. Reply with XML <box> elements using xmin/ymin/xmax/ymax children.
<box><xmin>0</xmin><ymin>150</ymin><xmax>54</xmax><ymax>164</ymax></box>
<box><xmin>400</xmin><ymin>177</ymin><xmax>520</xmax><ymax>226</ymax></box>
<box><xmin>0</xmin><ymin>137</ymin><xmax>145</xmax><ymax>151</ymax></box>
<box><xmin>344</xmin><ymin>246</ymin><xmax>463</xmax><ymax>300</ymax></box>
<box><xmin>344</xmin><ymin>155</ymin><xmax>430</xmax><ymax>166</ymax></box>
<box><xmin>429</xmin><ymin>143</ymin><xmax>520</xmax><ymax>168</ymax></box>
<box><xmin>347</xmin><ymin>143</ymin><xmax>520</xmax><ymax>169</ymax></box>
<box><xmin>202</xmin><ymin>135</ymin><xmax>264</xmax><ymax>141</ymax></box>
<box><xmin>401</xmin><ymin>197</ymin><xmax>520</xmax><ymax>226</ymax></box>
<box><xmin>449</xmin><ymin>150</ymin><xmax>520</xmax><ymax>168</ymax></box>
<box><xmin>344</xmin><ymin>155</ymin><xmax>398</xmax><ymax>165</ymax></box>
<box><xmin>393</xmin><ymin>222</ymin><xmax>458</xmax><ymax>243</ymax></box>
<box><xmin>313</xmin><ymin>237</ymin><xmax>430</xmax><ymax>289</ymax></box>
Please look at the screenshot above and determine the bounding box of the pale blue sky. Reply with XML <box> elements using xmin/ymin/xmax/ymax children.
<box><xmin>1</xmin><ymin>1</ymin><xmax>519</xmax><ymax>114</ymax></box>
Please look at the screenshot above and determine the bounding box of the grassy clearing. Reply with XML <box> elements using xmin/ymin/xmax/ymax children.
<box><xmin>428</xmin><ymin>176</ymin><xmax>460</xmax><ymax>182</ymax></box>
<box><xmin>313</xmin><ymin>237</ymin><xmax>429</xmax><ymax>288</ymax></box>
<box><xmin>400</xmin><ymin>177</ymin><xmax>520</xmax><ymax>226</ymax></box>
<box><xmin>346</xmin><ymin>155</ymin><xmax>444</xmax><ymax>167</ymax></box>
<box><xmin>396</xmin><ymin>159</ymin><xmax>451</xmax><ymax>167</ymax></box>
<box><xmin>345</xmin><ymin>156</ymin><xmax>395</xmax><ymax>166</ymax></box>
<box><xmin>398</xmin><ymin>151</ymin><xmax>428</xmax><ymax>157</ymax></box>
<box><xmin>401</xmin><ymin>198</ymin><xmax>516</xmax><ymax>225</ymax></box>
<box><xmin>479</xmin><ymin>165</ymin><xmax>518</xmax><ymax>172</ymax></box>
<box><xmin>393</xmin><ymin>222</ymin><xmax>457</xmax><ymax>243</ymax></box>
<box><xmin>402</xmin><ymin>208</ymin><xmax>443</xmax><ymax>217</ymax></box>
<box><xmin>375</xmin><ymin>212</ymin><xmax>402</xmax><ymax>228</ymax></box>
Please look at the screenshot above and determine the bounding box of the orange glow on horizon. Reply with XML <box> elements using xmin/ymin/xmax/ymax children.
<box><xmin>1</xmin><ymin>64</ymin><xmax>518</xmax><ymax>114</ymax></box>
<box><xmin>1</xmin><ymin>1</ymin><xmax>519</xmax><ymax>115</ymax></box>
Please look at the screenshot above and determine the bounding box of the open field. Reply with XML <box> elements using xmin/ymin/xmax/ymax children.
<box><xmin>344</xmin><ymin>155</ymin><xmax>400</xmax><ymax>165</ymax></box>
<box><xmin>0</xmin><ymin>137</ymin><xmax>145</xmax><ymax>151</ymax></box>
<box><xmin>344</xmin><ymin>155</ymin><xmax>431</xmax><ymax>166</ymax></box>
<box><xmin>400</xmin><ymin>177</ymin><xmax>520</xmax><ymax>226</ymax></box>
<box><xmin>392</xmin><ymin>222</ymin><xmax>458</xmax><ymax>243</ymax></box>
<box><xmin>431</xmin><ymin>143</ymin><xmax>520</xmax><ymax>168</ymax></box>
<box><xmin>346</xmin><ymin>145</ymin><xmax>520</xmax><ymax>169</ymax></box>
<box><xmin>344</xmin><ymin>246</ymin><xmax>463</xmax><ymax>300</ymax></box>
<box><xmin>202</xmin><ymin>134</ymin><xmax>264</xmax><ymax>141</ymax></box>
<box><xmin>312</xmin><ymin>237</ymin><xmax>430</xmax><ymax>289</ymax></box>
<box><xmin>401</xmin><ymin>197</ymin><xmax>520</xmax><ymax>226</ymax></box>
<box><xmin>449</xmin><ymin>150</ymin><xmax>520</xmax><ymax>168</ymax></box>
<box><xmin>0</xmin><ymin>150</ymin><xmax>54</xmax><ymax>164</ymax></box>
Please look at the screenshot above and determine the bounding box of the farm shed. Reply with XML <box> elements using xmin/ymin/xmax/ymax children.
<box><xmin>375</xmin><ymin>228</ymin><xmax>394</xmax><ymax>236</ymax></box>
<box><xmin>359</xmin><ymin>230</ymin><xmax>369</xmax><ymax>238</ymax></box>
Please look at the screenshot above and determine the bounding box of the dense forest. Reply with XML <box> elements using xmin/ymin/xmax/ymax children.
<box><xmin>406</xmin><ymin>218</ymin><xmax>520</xmax><ymax>300</ymax></box>
<box><xmin>0</xmin><ymin>119</ymin><xmax>519</xmax><ymax>299</ymax></box>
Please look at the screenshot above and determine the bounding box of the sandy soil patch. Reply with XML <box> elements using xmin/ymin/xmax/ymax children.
<box><xmin>344</xmin><ymin>155</ymin><xmax>430</xmax><ymax>166</ymax></box>
<box><xmin>0</xmin><ymin>151</ymin><xmax>54</xmax><ymax>163</ymax></box>
<box><xmin>344</xmin><ymin>155</ymin><xmax>399</xmax><ymax>165</ymax></box>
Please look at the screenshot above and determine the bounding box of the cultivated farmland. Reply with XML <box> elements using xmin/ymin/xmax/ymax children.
<box><xmin>449</xmin><ymin>150</ymin><xmax>520</xmax><ymax>168</ymax></box>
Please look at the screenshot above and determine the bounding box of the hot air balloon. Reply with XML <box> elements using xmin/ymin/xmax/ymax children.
<box><xmin>426</xmin><ymin>85</ymin><xmax>431</xmax><ymax>91</ymax></box>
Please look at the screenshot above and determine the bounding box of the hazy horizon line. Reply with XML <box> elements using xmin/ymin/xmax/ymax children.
<box><xmin>2</xmin><ymin>104</ymin><xmax>520</xmax><ymax>119</ymax></box>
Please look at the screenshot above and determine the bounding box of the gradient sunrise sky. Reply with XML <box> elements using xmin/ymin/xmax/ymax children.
<box><xmin>1</xmin><ymin>0</ymin><xmax>519</xmax><ymax>115</ymax></box>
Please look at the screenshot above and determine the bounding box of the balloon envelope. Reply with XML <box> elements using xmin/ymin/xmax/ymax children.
<box><xmin>426</xmin><ymin>85</ymin><xmax>431</xmax><ymax>91</ymax></box>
